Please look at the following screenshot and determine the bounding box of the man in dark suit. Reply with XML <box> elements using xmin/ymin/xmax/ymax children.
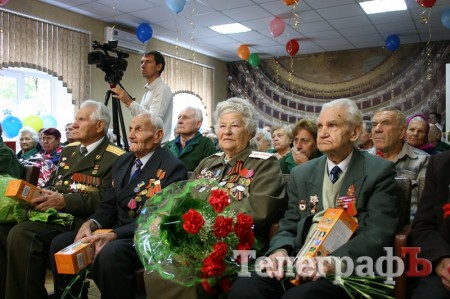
<box><xmin>229</xmin><ymin>98</ymin><xmax>399</xmax><ymax>299</ymax></box>
<box><xmin>0</xmin><ymin>100</ymin><xmax>125</xmax><ymax>299</ymax></box>
<box><xmin>50</xmin><ymin>112</ymin><xmax>188</xmax><ymax>299</ymax></box>
<box><xmin>410</xmin><ymin>151</ymin><xmax>450</xmax><ymax>299</ymax></box>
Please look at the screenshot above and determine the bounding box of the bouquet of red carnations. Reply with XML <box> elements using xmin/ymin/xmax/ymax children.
<box><xmin>135</xmin><ymin>179</ymin><xmax>257</xmax><ymax>292</ymax></box>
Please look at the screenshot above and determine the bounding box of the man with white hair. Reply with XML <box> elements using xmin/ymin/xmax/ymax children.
<box><xmin>229</xmin><ymin>98</ymin><xmax>399</xmax><ymax>299</ymax></box>
<box><xmin>50</xmin><ymin>112</ymin><xmax>187</xmax><ymax>299</ymax></box>
<box><xmin>164</xmin><ymin>106</ymin><xmax>216</xmax><ymax>171</ymax></box>
<box><xmin>0</xmin><ymin>100</ymin><xmax>125</xmax><ymax>299</ymax></box>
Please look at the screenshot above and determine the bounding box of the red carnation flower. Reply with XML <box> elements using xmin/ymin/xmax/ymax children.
<box><xmin>444</xmin><ymin>203</ymin><xmax>450</xmax><ymax>219</ymax></box>
<box><xmin>201</xmin><ymin>278</ymin><xmax>216</xmax><ymax>293</ymax></box>
<box><xmin>219</xmin><ymin>277</ymin><xmax>233</xmax><ymax>292</ymax></box>
<box><xmin>234</xmin><ymin>213</ymin><xmax>254</xmax><ymax>238</ymax></box>
<box><xmin>182</xmin><ymin>209</ymin><xmax>205</xmax><ymax>234</ymax></box>
<box><xmin>202</xmin><ymin>255</ymin><xmax>226</xmax><ymax>277</ymax></box>
<box><xmin>237</xmin><ymin>231</ymin><xmax>255</xmax><ymax>250</ymax></box>
<box><xmin>211</xmin><ymin>242</ymin><xmax>228</xmax><ymax>259</ymax></box>
<box><xmin>208</xmin><ymin>189</ymin><xmax>230</xmax><ymax>213</ymax></box>
<box><xmin>213</xmin><ymin>216</ymin><xmax>234</xmax><ymax>239</ymax></box>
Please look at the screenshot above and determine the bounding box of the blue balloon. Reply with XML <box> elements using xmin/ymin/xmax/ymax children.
<box><xmin>166</xmin><ymin>0</ymin><xmax>186</xmax><ymax>14</ymax></box>
<box><xmin>40</xmin><ymin>115</ymin><xmax>57</xmax><ymax>129</ymax></box>
<box><xmin>136</xmin><ymin>23</ymin><xmax>153</xmax><ymax>43</ymax></box>
<box><xmin>1</xmin><ymin>115</ymin><xmax>22</xmax><ymax>138</ymax></box>
<box><xmin>385</xmin><ymin>34</ymin><xmax>400</xmax><ymax>52</ymax></box>
<box><xmin>441</xmin><ymin>9</ymin><xmax>450</xmax><ymax>29</ymax></box>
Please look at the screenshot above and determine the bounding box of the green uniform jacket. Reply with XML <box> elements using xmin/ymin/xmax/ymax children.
<box><xmin>0</xmin><ymin>140</ymin><xmax>24</xmax><ymax>179</ymax></box>
<box><xmin>193</xmin><ymin>146</ymin><xmax>288</xmax><ymax>249</ymax></box>
<box><xmin>268</xmin><ymin>149</ymin><xmax>399</xmax><ymax>265</ymax></box>
<box><xmin>280</xmin><ymin>150</ymin><xmax>322</xmax><ymax>174</ymax></box>
<box><xmin>164</xmin><ymin>131</ymin><xmax>216</xmax><ymax>171</ymax></box>
<box><xmin>43</xmin><ymin>138</ymin><xmax>125</xmax><ymax>229</ymax></box>
<box><xmin>144</xmin><ymin>146</ymin><xmax>288</xmax><ymax>299</ymax></box>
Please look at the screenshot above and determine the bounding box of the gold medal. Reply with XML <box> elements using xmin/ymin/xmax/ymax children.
<box><xmin>135</xmin><ymin>196</ymin><xmax>142</xmax><ymax>202</ymax></box>
<box><xmin>92</xmin><ymin>170</ymin><xmax>98</xmax><ymax>175</ymax></box>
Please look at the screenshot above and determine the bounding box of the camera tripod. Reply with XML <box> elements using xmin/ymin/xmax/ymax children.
<box><xmin>104</xmin><ymin>83</ymin><xmax>129</xmax><ymax>151</ymax></box>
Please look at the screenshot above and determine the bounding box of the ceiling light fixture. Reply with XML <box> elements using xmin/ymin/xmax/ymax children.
<box><xmin>209</xmin><ymin>23</ymin><xmax>251</xmax><ymax>34</ymax></box>
<box><xmin>359</xmin><ymin>0</ymin><xmax>407</xmax><ymax>14</ymax></box>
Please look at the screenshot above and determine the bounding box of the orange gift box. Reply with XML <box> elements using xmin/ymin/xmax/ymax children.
<box><xmin>296</xmin><ymin>208</ymin><xmax>358</xmax><ymax>259</ymax></box>
<box><xmin>54</xmin><ymin>229</ymin><xmax>113</xmax><ymax>274</ymax></box>
<box><xmin>5</xmin><ymin>179</ymin><xmax>44</xmax><ymax>206</ymax></box>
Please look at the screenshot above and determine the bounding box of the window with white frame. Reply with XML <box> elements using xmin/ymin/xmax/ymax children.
<box><xmin>0</xmin><ymin>67</ymin><xmax>75</xmax><ymax>149</ymax></box>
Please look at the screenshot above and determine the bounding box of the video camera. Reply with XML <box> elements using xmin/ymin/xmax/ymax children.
<box><xmin>88</xmin><ymin>40</ymin><xmax>129</xmax><ymax>84</ymax></box>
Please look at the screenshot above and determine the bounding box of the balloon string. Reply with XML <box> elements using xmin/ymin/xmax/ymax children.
<box><xmin>175</xmin><ymin>15</ymin><xmax>179</xmax><ymax>79</ymax></box>
<box><xmin>291</xmin><ymin>1</ymin><xmax>300</xmax><ymax>30</ymax></box>
<box><xmin>190</xmin><ymin>0</ymin><xmax>196</xmax><ymax>62</ymax></box>
<box><xmin>275</xmin><ymin>58</ymin><xmax>280</xmax><ymax>92</ymax></box>
<box><xmin>426</xmin><ymin>8</ymin><xmax>433</xmax><ymax>80</ymax></box>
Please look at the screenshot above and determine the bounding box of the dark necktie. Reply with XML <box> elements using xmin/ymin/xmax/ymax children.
<box><xmin>130</xmin><ymin>159</ymin><xmax>143</xmax><ymax>182</ymax></box>
<box><xmin>78</xmin><ymin>147</ymin><xmax>88</xmax><ymax>161</ymax></box>
<box><xmin>330</xmin><ymin>166</ymin><xmax>342</xmax><ymax>184</ymax></box>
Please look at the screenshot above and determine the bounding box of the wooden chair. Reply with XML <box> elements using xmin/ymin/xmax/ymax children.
<box><xmin>22</xmin><ymin>165</ymin><xmax>40</xmax><ymax>185</ymax></box>
<box><xmin>394</xmin><ymin>176</ymin><xmax>425</xmax><ymax>299</ymax></box>
<box><xmin>393</xmin><ymin>177</ymin><xmax>412</xmax><ymax>299</ymax></box>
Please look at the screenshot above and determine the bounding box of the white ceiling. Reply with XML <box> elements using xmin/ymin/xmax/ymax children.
<box><xmin>38</xmin><ymin>0</ymin><xmax>450</xmax><ymax>61</ymax></box>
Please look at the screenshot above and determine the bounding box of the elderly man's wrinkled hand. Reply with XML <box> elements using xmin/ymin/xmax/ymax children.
<box><xmin>259</xmin><ymin>250</ymin><xmax>290</xmax><ymax>281</ymax></box>
<box><xmin>436</xmin><ymin>257</ymin><xmax>450</xmax><ymax>290</ymax></box>
<box><xmin>31</xmin><ymin>190</ymin><xmax>65</xmax><ymax>212</ymax></box>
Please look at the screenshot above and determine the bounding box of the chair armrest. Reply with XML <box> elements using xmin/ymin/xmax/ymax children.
<box><xmin>394</xmin><ymin>224</ymin><xmax>412</xmax><ymax>299</ymax></box>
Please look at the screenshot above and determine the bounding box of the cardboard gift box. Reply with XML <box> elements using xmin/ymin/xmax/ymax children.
<box><xmin>5</xmin><ymin>179</ymin><xmax>44</xmax><ymax>206</ymax></box>
<box><xmin>296</xmin><ymin>208</ymin><xmax>358</xmax><ymax>259</ymax></box>
<box><xmin>54</xmin><ymin>229</ymin><xmax>113</xmax><ymax>274</ymax></box>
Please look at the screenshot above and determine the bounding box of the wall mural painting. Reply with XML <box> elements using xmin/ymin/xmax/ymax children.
<box><xmin>227</xmin><ymin>41</ymin><xmax>449</xmax><ymax>127</ymax></box>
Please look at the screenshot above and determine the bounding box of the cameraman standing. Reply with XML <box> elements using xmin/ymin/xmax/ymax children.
<box><xmin>112</xmin><ymin>51</ymin><xmax>173</xmax><ymax>143</ymax></box>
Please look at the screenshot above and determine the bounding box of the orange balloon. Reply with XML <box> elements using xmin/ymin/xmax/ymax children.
<box><xmin>283</xmin><ymin>0</ymin><xmax>298</xmax><ymax>5</ymax></box>
<box><xmin>237</xmin><ymin>45</ymin><xmax>250</xmax><ymax>60</ymax></box>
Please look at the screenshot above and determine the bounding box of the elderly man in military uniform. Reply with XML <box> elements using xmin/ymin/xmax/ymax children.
<box><xmin>50</xmin><ymin>112</ymin><xmax>187</xmax><ymax>299</ymax></box>
<box><xmin>0</xmin><ymin>100</ymin><xmax>125</xmax><ymax>299</ymax></box>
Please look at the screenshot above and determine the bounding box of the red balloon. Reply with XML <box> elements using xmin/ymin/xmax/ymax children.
<box><xmin>286</xmin><ymin>39</ymin><xmax>300</xmax><ymax>57</ymax></box>
<box><xmin>416</xmin><ymin>0</ymin><xmax>436</xmax><ymax>8</ymax></box>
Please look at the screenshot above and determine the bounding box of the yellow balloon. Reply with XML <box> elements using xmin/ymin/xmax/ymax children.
<box><xmin>22</xmin><ymin>115</ymin><xmax>44</xmax><ymax>132</ymax></box>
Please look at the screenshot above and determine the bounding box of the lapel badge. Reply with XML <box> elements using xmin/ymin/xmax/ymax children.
<box><xmin>156</xmin><ymin>169</ymin><xmax>166</xmax><ymax>180</ymax></box>
<box><xmin>298</xmin><ymin>199</ymin><xmax>306</xmax><ymax>211</ymax></box>
<box><xmin>92</xmin><ymin>170</ymin><xmax>98</xmax><ymax>175</ymax></box>
<box><xmin>95</xmin><ymin>155</ymin><xmax>101</xmax><ymax>160</ymax></box>
<box><xmin>310</xmin><ymin>195</ymin><xmax>319</xmax><ymax>205</ymax></box>
<box><xmin>62</xmin><ymin>157</ymin><xmax>67</xmax><ymax>161</ymax></box>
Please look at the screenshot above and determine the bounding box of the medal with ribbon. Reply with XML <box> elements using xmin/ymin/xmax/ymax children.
<box><xmin>336</xmin><ymin>184</ymin><xmax>357</xmax><ymax>217</ymax></box>
<box><xmin>127</xmin><ymin>169</ymin><xmax>166</xmax><ymax>216</ymax></box>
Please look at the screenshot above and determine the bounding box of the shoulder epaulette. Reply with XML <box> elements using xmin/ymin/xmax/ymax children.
<box><xmin>249</xmin><ymin>151</ymin><xmax>274</xmax><ymax>160</ymax></box>
<box><xmin>66</xmin><ymin>141</ymin><xmax>81</xmax><ymax>147</ymax></box>
<box><xmin>106</xmin><ymin>145</ymin><xmax>126</xmax><ymax>156</ymax></box>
